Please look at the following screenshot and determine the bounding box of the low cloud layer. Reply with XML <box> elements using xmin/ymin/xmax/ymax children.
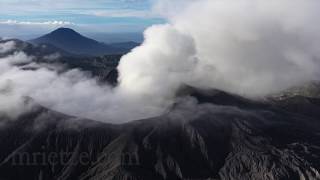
<box><xmin>0</xmin><ymin>20</ymin><xmax>74</xmax><ymax>26</ymax></box>
<box><xmin>0</xmin><ymin>41</ymin><xmax>16</xmax><ymax>54</ymax></box>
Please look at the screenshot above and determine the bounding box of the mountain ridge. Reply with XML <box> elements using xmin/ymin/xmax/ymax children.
<box><xmin>29</xmin><ymin>28</ymin><xmax>139</xmax><ymax>56</ymax></box>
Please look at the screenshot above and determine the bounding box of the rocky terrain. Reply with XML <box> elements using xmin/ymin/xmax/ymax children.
<box><xmin>0</xmin><ymin>87</ymin><xmax>319</xmax><ymax>180</ymax></box>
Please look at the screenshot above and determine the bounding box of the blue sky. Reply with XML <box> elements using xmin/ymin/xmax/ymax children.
<box><xmin>0</xmin><ymin>0</ymin><xmax>165</xmax><ymax>39</ymax></box>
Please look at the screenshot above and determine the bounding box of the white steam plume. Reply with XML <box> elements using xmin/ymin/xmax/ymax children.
<box><xmin>2</xmin><ymin>0</ymin><xmax>320</xmax><ymax>123</ymax></box>
<box><xmin>0</xmin><ymin>46</ymin><xmax>166</xmax><ymax>122</ymax></box>
<box><xmin>118</xmin><ymin>0</ymin><xmax>320</xmax><ymax>98</ymax></box>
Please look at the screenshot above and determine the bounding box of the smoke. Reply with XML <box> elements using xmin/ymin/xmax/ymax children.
<box><xmin>119</xmin><ymin>0</ymin><xmax>320</xmax><ymax>98</ymax></box>
<box><xmin>0</xmin><ymin>45</ymin><xmax>166</xmax><ymax>122</ymax></box>
<box><xmin>1</xmin><ymin>0</ymin><xmax>320</xmax><ymax>123</ymax></box>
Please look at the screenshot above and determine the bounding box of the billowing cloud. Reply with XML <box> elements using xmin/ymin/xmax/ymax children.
<box><xmin>0</xmin><ymin>44</ymin><xmax>166</xmax><ymax>122</ymax></box>
<box><xmin>118</xmin><ymin>0</ymin><xmax>320</xmax><ymax>98</ymax></box>
<box><xmin>2</xmin><ymin>0</ymin><xmax>320</xmax><ymax>124</ymax></box>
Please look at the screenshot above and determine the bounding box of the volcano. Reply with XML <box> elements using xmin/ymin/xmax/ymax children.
<box><xmin>30</xmin><ymin>28</ymin><xmax>136</xmax><ymax>56</ymax></box>
<box><xmin>0</xmin><ymin>88</ymin><xmax>319</xmax><ymax>180</ymax></box>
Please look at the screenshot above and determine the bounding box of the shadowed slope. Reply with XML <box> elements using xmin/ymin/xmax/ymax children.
<box><xmin>0</xmin><ymin>89</ymin><xmax>319</xmax><ymax>180</ymax></box>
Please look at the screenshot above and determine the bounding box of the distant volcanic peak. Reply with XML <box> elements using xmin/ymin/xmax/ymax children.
<box><xmin>50</xmin><ymin>27</ymin><xmax>80</xmax><ymax>35</ymax></box>
<box><xmin>30</xmin><ymin>28</ymin><xmax>138</xmax><ymax>56</ymax></box>
<box><xmin>53</xmin><ymin>27</ymin><xmax>76</xmax><ymax>32</ymax></box>
<box><xmin>46</xmin><ymin>27</ymin><xmax>87</xmax><ymax>41</ymax></box>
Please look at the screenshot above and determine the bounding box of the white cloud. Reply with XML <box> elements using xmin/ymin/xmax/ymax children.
<box><xmin>118</xmin><ymin>0</ymin><xmax>320</xmax><ymax>98</ymax></box>
<box><xmin>87</xmin><ymin>9</ymin><xmax>156</xmax><ymax>18</ymax></box>
<box><xmin>0</xmin><ymin>47</ymin><xmax>166</xmax><ymax>122</ymax></box>
<box><xmin>0</xmin><ymin>20</ymin><xmax>74</xmax><ymax>26</ymax></box>
<box><xmin>2</xmin><ymin>0</ymin><xmax>320</xmax><ymax>124</ymax></box>
<box><xmin>0</xmin><ymin>41</ymin><xmax>16</xmax><ymax>54</ymax></box>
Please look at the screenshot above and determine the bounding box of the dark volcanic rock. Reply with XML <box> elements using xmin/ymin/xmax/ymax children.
<box><xmin>0</xmin><ymin>90</ymin><xmax>320</xmax><ymax>180</ymax></box>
